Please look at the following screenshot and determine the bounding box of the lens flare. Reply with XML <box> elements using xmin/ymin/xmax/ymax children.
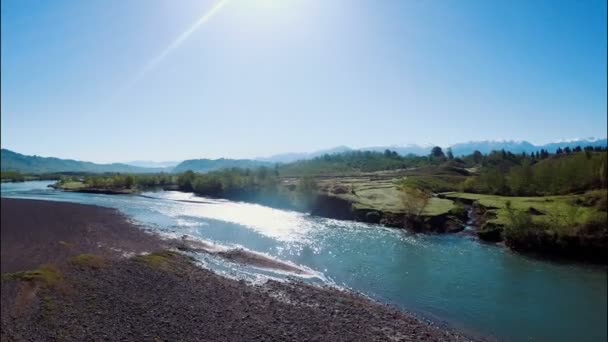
<box><xmin>142</xmin><ymin>0</ymin><xmax>229</xmax><ymax>74</ymax></box>
<box><xmin>117</xmin><ymin>0</ymin><xmax>229</xmax><ymax>97</ymax></box>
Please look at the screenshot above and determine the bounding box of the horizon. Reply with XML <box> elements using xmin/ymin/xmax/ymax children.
<box><xmin>2</xmin><ymin>136</ymin><xmax>607</xmax><ymax>164</ymax></box>
<box><xmin>2</xmin><ymin>0</ymin><xmax>607</xmax><ymax>163</ymax></box>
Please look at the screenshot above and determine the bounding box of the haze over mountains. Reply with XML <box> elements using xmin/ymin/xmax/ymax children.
<box><xmin>2</xmin><ymin>138</ymin><xmax>606</xmax><ymax>174</ymax></box>
<box><xmin>123</xmin><ymin>161</ymin><xmax>180</xmax><ymax>168</ymax></box>
<box><xmin>257</xmin><ymin>138</ymin><xmax>607</xmax><ymax>162</ymax></box>
<box><xmin>0</xmin><ymin>149</ymin><xmax>168</xmax><ymax>174</ymax></box>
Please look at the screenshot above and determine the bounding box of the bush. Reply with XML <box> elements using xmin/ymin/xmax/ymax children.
<box><xmin>400</xmin><ymin>176</ymin><xmax>463</xmax><ymax>193</ymax></box>
<box><xmin>577</xmin><ymin>212</ymin><xmax>608</xmax><ymax>235</ymax></box>
<box><xmin>448</xmin><ymin>202</ymin><xmax>467</xmax><ymax>218</ymax></box>
<box><xmin>503</xmin><ymin>201</ymin><xmax>536</xmax><ymax>242</ymax></box>
<box><xmin>192</xmin><ymin>177</ymin><xmax>222</xmax><ymax>196</ymax></box>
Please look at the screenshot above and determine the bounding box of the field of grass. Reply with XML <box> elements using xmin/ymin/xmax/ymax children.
<box><xmin>442</xmin><ymin>191</ymin><xmax>603</xmax><ymax>227</ymax></box>
<box><xmin>56</xmin><ymin>181</ymin><xmax>87</xmax><ymax>190</ymax></box>
<box><xmin>316</xmin><ymin>176</ymin><xmax>455</xmax><ymax>216</ymax></box>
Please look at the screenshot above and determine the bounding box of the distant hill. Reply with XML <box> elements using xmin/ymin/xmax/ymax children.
<box><xmin>449</xmin><ymin>138</ymin><xmax>607</xmax><ymax>156</ymax></box>
<box><xmin>172</xmin><ymin>158</ymin><xmax>273</xmax><ymax>173</ymax></box>
<box><xmin>0</xmin><ymin>149</ymin><xmax>165</xmax><ymax>174</ymax></box>
<box><xmin>259</xmin><ymin>145</ymin><xmax>434</xmax><ymax>163</ymax></box>
<box><xmin>539</xmin><ymin>138</ymin><xmax>608</xmax><ymax>154</ymax></box>
<box><xmin>124</xmin><ymin>160</ymin><xmax>180</xmax><ymax>169</ymax></box>
<box><xmin>257</xmin><ymin>146</ymin><xmax>353</xmax><ymax>163</ymax></box>
<box><xmin>359</xmin><ymin>144</ymin><xmax>434</xmax><ymax>156</ymax></box>
<box><xmin>260</xmin><ymin>138</ymin><xmax>608</xmax><ymax>162</ymax></box>
<box><xmin>3</xmin><ymin>137</ymin><xmax>606</xmax><ymax>174</ymax></box>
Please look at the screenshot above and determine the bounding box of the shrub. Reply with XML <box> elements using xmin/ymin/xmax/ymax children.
<box><xmin>448</xmin><ymin>202</ymin><xmax>467</xmax><ymax>218</ymax></box>
<box><xmin>70</xmin><ymin>254</ymin><xmax>107</xmax><ymax>269</ymax></box>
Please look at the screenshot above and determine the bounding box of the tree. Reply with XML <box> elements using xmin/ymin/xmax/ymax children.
<box><xmin>503</xmin><ymin>200</ymin><xmax>534</xmax><ymax>243</ymax></box>
<box><xmin>430</xmin><ymin>146</ymin><xmax>445</xmax><ymax>162</ymax></box>
<box><xmin>446</xmin><ymin>148</ymin><xmax>454</xmax><ymax>160</ymax></box>
<box><xmin>472</xmin><ymin>150</ymin><xmax>483</xmax><ymax>164</ymax></box>
<box><xmin>508</xmin><ymin>161</ymin><xmax>534</xmax><ymax>195</ymax></box>
<box><xmin>124</xmin><ymin>175</ymin><xmax>134</xmax><ymax>189</ymax></box>
<box><xmin>398</xmin><ymin>185</ymin><xmax>431</xmax><ymax>218</ymax></box>
<box><xmin>178</xmin><ymin>171</ymin><xmax>196</xmax><ymax>191</ymax></box>
<box><xmin>479</xmin><ymin>168</ymin><xmax>507</xmax><ymax>194</ymax></box>
<box><xmin>556</xmin><ymin>147</ymin><xmax>563</xmax><ymax>155</ymax></box>
<box><xmin>193</xmin><ymin>176</ymin><xmax>222</xmax><ymax>196</ymax></box>
<box><xmin>563</xmin><ymin>147</ymin><xmax>571</xmax><ymax>154</ymax></box>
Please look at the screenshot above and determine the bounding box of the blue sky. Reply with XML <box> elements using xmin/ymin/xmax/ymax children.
<box><xmin>1</xmin><ymin>0</ymin><xmax>606</xmax><ymax>162</ymax></box>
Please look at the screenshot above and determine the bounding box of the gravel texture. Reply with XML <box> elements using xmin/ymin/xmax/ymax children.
<box><xmin>1</xmin><ymin>198</ymin><xmax>475</xmax><ymax>341</ymax></box>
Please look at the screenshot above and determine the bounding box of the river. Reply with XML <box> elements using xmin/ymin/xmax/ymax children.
<box><xmin>1</xmin><ymin>181</ymin><xmax>606</xmax><ymax>341</ymax></box>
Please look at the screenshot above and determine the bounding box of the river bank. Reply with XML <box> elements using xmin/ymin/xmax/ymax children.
<box><xmin>441</xmin><ymin>192</ymin><xmax>608</xmax><ymax>264</ymax></box>
<box><xmin>52</xmin><ymin>176</ymin><xmax>469</xmax><ymax>233</ymax></box>
<box><xmin>1</xmin><ymin>198</ymin><xmax>475</xmax><ymax>341</ymax></box>
<box><xmin>51</xmin><ymin>176</ymin><xmax>608</xmax><ymax>264</ymax></box>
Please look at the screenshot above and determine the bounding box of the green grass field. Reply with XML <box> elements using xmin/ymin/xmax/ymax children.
<box><xmin>56</xmin><ymin>181</ymin><xmax>87</xmax><ymax>190</ymax></box>
<box><xmin>442</xmin><ymin>191</ymin><xmax>603</xmax><ymax>227</ymax></box>
<box><xmin>317</xmin><ymin>177</ymin><xmax>455</xmax><ymax>216</ymax></box>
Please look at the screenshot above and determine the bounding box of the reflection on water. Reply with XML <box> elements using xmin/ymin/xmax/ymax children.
<box><xmin>2</xmin><ymin>181</ymin><xmax>606</xmax><ymax>342</ymax></box>
<box><xmin>147</xmin><ymin>190</ymin><xmax>318</xmax><ymax>243</ymax></box>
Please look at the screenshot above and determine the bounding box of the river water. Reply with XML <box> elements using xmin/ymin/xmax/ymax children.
<box><xmin>1</xmin><ymin>181</ymin><xmax>606</xmax><ymax>341</ymax></box>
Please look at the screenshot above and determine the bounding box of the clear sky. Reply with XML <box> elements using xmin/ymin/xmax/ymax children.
<box><xmin>1</xmin><ymin>0</ymin><xmax>606</xmax><ymax>163</ymax></box>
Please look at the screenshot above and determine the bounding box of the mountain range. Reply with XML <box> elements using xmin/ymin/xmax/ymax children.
<box><xmin>0</xmin><ymin>149</ymin><xmax>166</xmax><ymax>174</ymax></box>
<box><xmin>1</xmin><ymin>138</ymin><xmax>606</xmax><ymax>174</ymax></box>
<box><xmin>448</xmin><ymin>138</ymin><xmax>607</xmax><ymax>156</ymax></box>
<box><xmin>172</xmin><ymin>159</ymin><xmax>272</xmax><ymax>173</ymax></box>
<box><xmin>124</xmin><ymin>160</ymin><xmax>180</xmax><ymax>168</ymax></box>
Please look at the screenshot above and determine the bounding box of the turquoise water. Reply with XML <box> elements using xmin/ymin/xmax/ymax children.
<box><xmin>2</xmin><ymin>181</ymin><xmax>606</xmax><ymax>341</ymax></box>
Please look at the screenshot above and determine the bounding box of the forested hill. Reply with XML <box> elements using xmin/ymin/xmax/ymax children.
<box><xmin>449</xmin><ymin>138</ymin><xmax>608</xmax><ymax>156</ymax></box>
<box><xmin>172</xmin><ymin>158</ymin><xmax>273</xmax><ymax>173</ymax></box>
<box><xmin>0</xmin><ymin>149</ymin><xmax>167</xmax><ymax>174</ymax></box>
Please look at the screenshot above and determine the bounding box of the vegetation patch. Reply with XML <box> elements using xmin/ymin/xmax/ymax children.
<box><xmin>1</xmin><ymin>265</ymin><xmax>63</xmax><ymax>288</ymax></box>
<box><xmin>41</xmin><ymin>295</ymin><xmax>57</xmax><ymax>320</ymax></box>
<box><xmin>399</xmin><ymin>175</ymin><xmax>465</xmax><ymax>193</ymax></box>
<box><xmin>135</xmin><ymin>251</ymin><xmax>181</xmax><ymax>270</ymax></box>
<box><xmin>448</xmin><ymin>202</ymin><xmax>467</xmax><ymax>218</ymax></box>
<box><xmin>325</xmin><ymin>181</ymin><xmax>455</xmax><ymax>217</ymax></box>
<box><xmin>70</xmin><ymin>254</ymin><xmax>107</xmax><ymax>269</ymax></box>
<box><xmin>444</xmin><ymin>191</ymin><xmax>608</xmax><ymax>238</ymax></box>
<box><xmin>55</xmin><ymin>180</ymin><xmax>87</xmax><ymax>190</ymax></box>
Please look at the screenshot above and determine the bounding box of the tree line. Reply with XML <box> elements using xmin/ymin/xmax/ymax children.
<box><xmin>461</xmin><ymin>150</ymin><xmax>607</xmax><ymax>196</ymax></box>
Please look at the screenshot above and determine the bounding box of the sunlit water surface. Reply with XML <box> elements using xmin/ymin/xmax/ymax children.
<box><xmin>2</xmin><ymin>181</ymin><xmax>606</xmax><ymax>341</ymax></box>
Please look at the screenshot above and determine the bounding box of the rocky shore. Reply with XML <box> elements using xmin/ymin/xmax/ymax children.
<box><xmin>1</xmin><ymin>198</ymin><xmax>475</xmax><ymax>341</ymax></box>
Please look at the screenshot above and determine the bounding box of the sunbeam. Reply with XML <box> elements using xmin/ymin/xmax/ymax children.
<box><xmin>117</xmin><ymin>0</ymin><xmax>229</xmax><ymax>97</ymax></box>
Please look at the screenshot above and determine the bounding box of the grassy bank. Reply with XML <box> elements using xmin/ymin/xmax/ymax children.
<box><xmin>442</xmin><ymin>191</ymin><xmax>608</xmax><ymax>262</ymax></box>
<box><xmin>315</xmin><ymin>176</ymin><xmax>455</xmax><ymax>216</ymax></box>
<box><xmin>442</xmin><ymin>191</ymin><xmax>605</xmax><ymax>226</ymax></box>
